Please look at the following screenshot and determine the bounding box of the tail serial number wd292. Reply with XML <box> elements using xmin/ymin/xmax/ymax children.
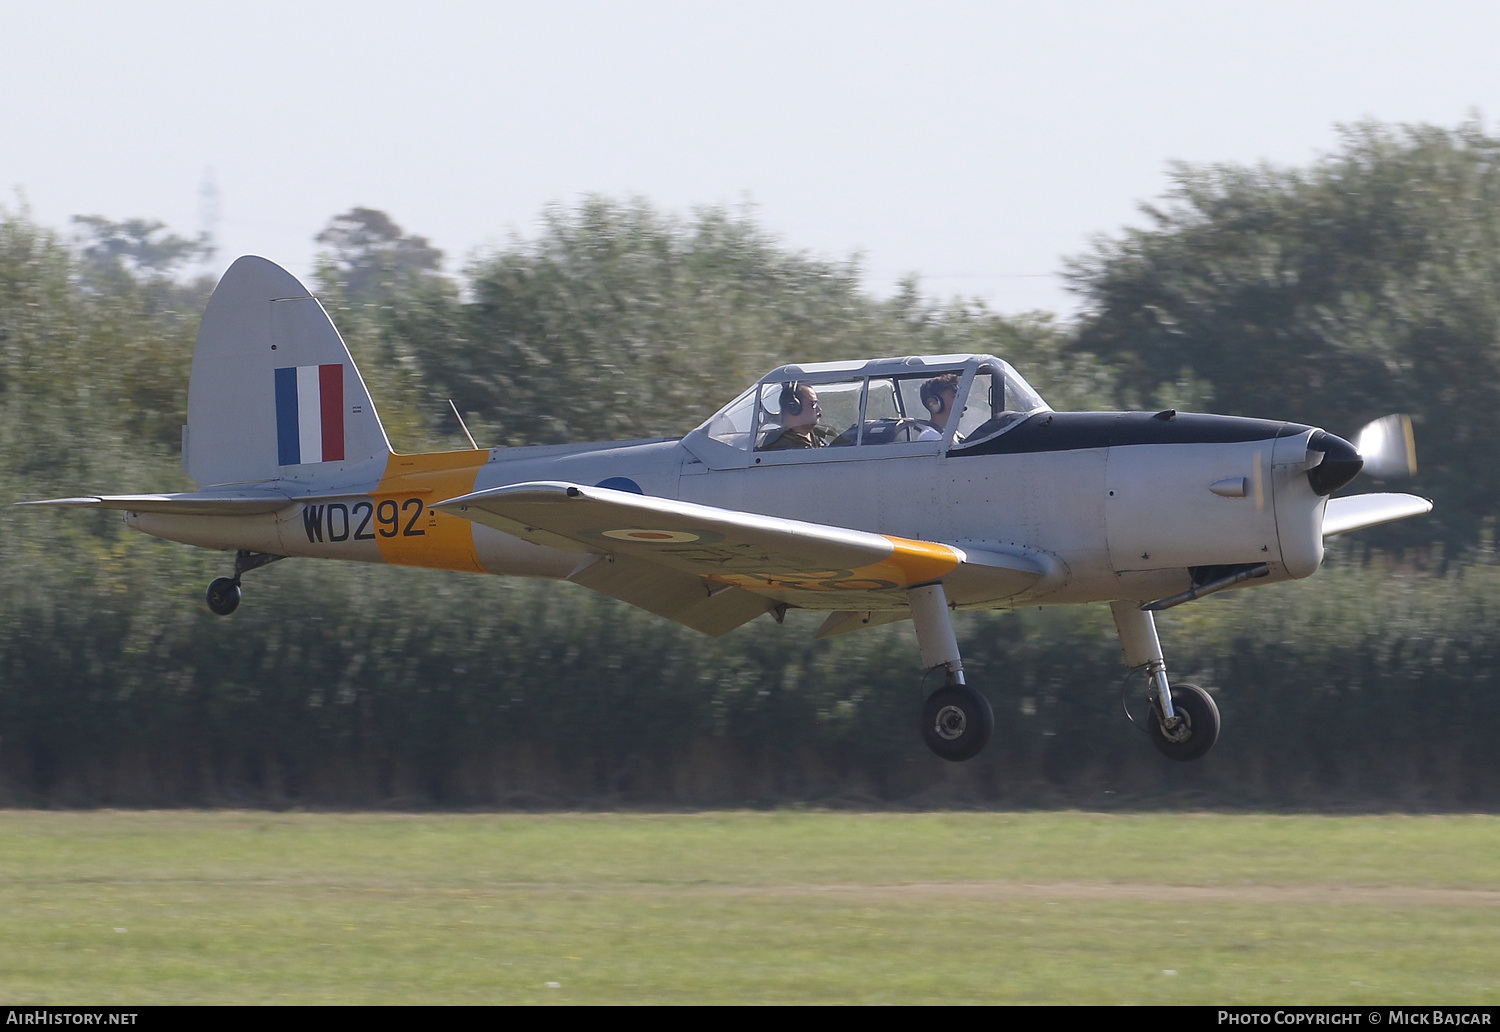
<box><xmin>302</xmin><ymin>498</ymin><xmax>428</xmax><ymax>543</ymax></box>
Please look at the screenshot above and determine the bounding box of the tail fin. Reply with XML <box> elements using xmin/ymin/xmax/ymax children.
<box><xmin>184</xmin><ymin>256</ymin><xmax>391</xmax><ymax>487</ymax></box>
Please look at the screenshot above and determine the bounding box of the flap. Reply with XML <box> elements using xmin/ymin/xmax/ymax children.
<box><xmin>814</xmin><ymin>609</ymin><xmax>914</xmax><ymax>639</ymax></box>
<box><xmin>568</xmin><ymin>554</ymin><xmax>774</xmax><ymax>637</ymax></box>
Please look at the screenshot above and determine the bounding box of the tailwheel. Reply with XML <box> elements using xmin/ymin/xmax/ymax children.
<box><xmin>921</xmin><ymin>684</ymin><xmax>994</xmax><ymax>762</ymax></box>
<box><xmin>205</xmin><ymin>577</ymin><xmax>241</xmax><ymax>616</ymax></box>
<box><xmin>204</xmin><ymin>551</ymin><xmax>285</xmax><ymax>615</ymax></box>
<box><xmin>1149</xmin><ymin>683</ymin><xmax>1220</xmax><ymax>761</ymax></box>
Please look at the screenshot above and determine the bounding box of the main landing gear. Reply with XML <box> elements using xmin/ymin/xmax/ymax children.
<box><xmin>910</xmin><ymin>583</ymin><xmax>994</xmax><ymax>761</ymax></box>
<box><xmin>205</xmin><ymin>550</ymin><xmax>285</xmax><ymax>616</ymax></box>
<box><xmin>1110</xmin><ymin>601</ymin><xmax>1221</xmax><ymax>761</ymax></box>
<box><xmin>905</xmin><ymin>590</ymin><xmax>1219</xmax><ymax>763</ymax></box>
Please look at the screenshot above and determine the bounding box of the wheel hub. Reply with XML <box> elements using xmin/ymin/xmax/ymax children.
<box><xmin>1159</xmin><ymin>713</ymin><xmax>1192</xmax><ymax>743</ymax></box>
<box><xmin>933</xmin><ymin>704</ymin><xmax>967</xmax><ymax>741</ymax></box>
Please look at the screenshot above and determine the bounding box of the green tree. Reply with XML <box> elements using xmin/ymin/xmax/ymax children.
<box><xmin>314</xmin><ymin>207</ymin><xmax>444</xmax><ymax>305</ymax></box>
<box><xmin>72</xmin><ymin>215</ymin><xmax>213</xmax><ymax>281</ymax></box>
<box><xmin>3</xmin><ymin>209</ymin><xmax>198</xmax><ymax>482</ymax></box>
<box><xmin>386</xmin><ymin>198</ymin><xmax>880</xmax><ymax>446</ymax></box>
<box><xmin>381</xmin><ymin>197</ymin><xmax>1111</xmax><ymax>448</ymax></box>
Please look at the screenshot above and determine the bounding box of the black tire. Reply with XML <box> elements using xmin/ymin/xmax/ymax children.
<box><xmin>921</xmin><ymin>684</ymin><xmax>994</xmax><ymax>762</ymax></box>
<box><xmin>1149</xmin><ymin>683</ymin><xmax>1220</xmax><ymax>761</ymax></box>
<box><xmin>206</xmin><ymin>577</ymin><xmax>241</xmax><ymax>616</ymax></box>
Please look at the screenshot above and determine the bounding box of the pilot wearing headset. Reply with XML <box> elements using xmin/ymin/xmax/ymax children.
<box><xmin>760</xmin><ymin>382</ymin><xmax>825</xmax><ymax>450</ymax></box>
<box><xmin>917</xmin><ymin>372</ymin><xmax>963</xmax><ymax>442</ymax></box>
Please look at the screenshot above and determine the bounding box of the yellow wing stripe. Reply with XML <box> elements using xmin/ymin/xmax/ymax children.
<box><xmin>373</xmin><ymin>450</ymin><xmax>489</xmax><ymax>572</ymax></box>
<box><xmin>868</xmin><ymin>535</ymin><xmax>962</xmax><ymax>585</ymax></box>
<box><xmin>705</xmin><ymin>535</ymin><xmax>959</xmax><ymax>593</ymax></box>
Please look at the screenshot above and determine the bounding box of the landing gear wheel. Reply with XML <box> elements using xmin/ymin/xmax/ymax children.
<box><xmin>205</xmin><ymin>577</ymin><xmax>241</xmax><ymax>616</ymax></box>
<box><xmin>921</xmin><ymin>684</ymin><xmax>994</xmax><ymax>762</ymax></box>
<box><xmin>1149</xmin><ymin>683</ymin><xmax>1220</xmax><ymax>761</ymax></box>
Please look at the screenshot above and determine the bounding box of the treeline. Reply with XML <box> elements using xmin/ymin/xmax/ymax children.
<box><xmin>3</xmin><ymin>120</ymin><xmax>1500</xmax><ymax>807</ymax></box>
<box><xmin>5</xmin><ymin>543</ymin><xmax>1497</xmax><ymax>808</ymax></box>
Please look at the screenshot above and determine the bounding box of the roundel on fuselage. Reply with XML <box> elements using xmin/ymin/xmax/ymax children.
<box><xmin>595</xmin><ymin>477</ymin><xmax>644</xmax><ymax>494</ymax></box>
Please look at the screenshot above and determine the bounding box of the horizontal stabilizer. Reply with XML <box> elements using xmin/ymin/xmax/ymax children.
<box><xmin>1323</xmin><ymin>492</ymin><xmax>1433</xmax><ymax>537</ymax></box>
<box><xmin>17</xmin><ymin>491</ymin><xmax>293</xmax><ymax>516</ymax></box>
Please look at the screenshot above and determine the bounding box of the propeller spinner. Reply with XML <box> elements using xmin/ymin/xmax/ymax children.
<box><xmin>1307</xmin><ymin>414</ymin><xmax>1417</xmax><ymax>496</ymax></box>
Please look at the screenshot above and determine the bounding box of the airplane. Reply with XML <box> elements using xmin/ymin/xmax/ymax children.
<box><xmin>21</xmin><ymin>256</ymin><xmax>1433</xmax><ymax>763</ymax></box>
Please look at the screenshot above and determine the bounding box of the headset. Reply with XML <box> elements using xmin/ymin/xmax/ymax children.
<box><xmin>920</xmin><ymin>373</ymin><xmax>960</xmax><ymax>416</ymax></box>
<box><xmin>780</xmin><ymin>380</ymin><xmax>803</xmax><ymax>415</ymax></box>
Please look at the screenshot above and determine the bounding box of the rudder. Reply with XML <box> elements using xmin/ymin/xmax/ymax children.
<box><xmin>184</xmin><ymin>256</ymin><xmax>391</xmax><ymax>487</ymax></box>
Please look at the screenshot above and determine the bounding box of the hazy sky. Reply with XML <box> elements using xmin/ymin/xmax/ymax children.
<box><xmin>6</xmin><ymin>1</ymin><xmax>1500</xmax><ymax>315</ymax></box>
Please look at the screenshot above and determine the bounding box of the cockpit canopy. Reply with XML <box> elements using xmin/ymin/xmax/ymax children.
<box><xmin>686</xmin><ymin>354</ymin><xmax>1049</xmax><ymax>467</ymax></box>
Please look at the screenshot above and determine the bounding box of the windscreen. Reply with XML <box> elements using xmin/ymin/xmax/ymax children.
<box><xmin>953</xmin><ymin>363</ymin><xmax>1048</xmax><ymax>444</ymax></box>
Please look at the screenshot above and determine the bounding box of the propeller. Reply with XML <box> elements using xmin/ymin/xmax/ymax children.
<box><xmin>1306</xmin><ymin>414</ymin><xmax>1418</xmax><ymax>496</ymax></box>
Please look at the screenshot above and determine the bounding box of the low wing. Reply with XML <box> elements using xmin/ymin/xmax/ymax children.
<box><xmin>1323</xmin><ymin>492</ymin><xmax>1433</xmax><ymax>537</ymax></box>
<box><xmin>17</xmin><ymin>491</ymin><xmax>294</xmax><ymax>516</ymax></box>
<box><xmin>436</xmin><ymin>481</ymin><xmax>1055</xmax><ymax>634</ymax></box>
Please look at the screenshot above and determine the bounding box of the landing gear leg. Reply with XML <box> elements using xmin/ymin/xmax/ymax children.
<box><xmin>205</xmin><ymin>550</ymin><xmax>285</xmax><ymax>616</ymax></box>
<box><xmin>1110</xmin><ymin>601</ymin><xmax>1220</xmax><ymax>761</ymax></box>
<box><xmin>910</xmin><ymin>583</ymin><xmax>993</xmax><ymax>761</ymax></box>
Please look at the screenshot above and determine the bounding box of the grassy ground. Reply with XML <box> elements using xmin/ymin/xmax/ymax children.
<box><xmin>1</xmin><ymin>810</ymin><xmax>1497</xmax><ymax>1004</ymax></box>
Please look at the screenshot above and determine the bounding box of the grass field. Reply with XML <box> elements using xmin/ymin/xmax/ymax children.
<box><xmin>1</xmin><ymin>810</ymin><xmax>1497</xmax><ymax>1004</ymax></box>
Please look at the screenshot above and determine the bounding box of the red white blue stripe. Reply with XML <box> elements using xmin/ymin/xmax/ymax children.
<box><xmin>275</xmin><ymin>364</ymin><xmax>345</xmax><ymax>465</ymax></box>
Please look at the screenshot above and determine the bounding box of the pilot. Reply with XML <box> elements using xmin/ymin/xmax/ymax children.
<box><xmin>917</xmin><ymin>372</ymin><xmax>962</xmax><ymax>441</ymax></box>
<box><xmin>760</xmin><ymin>382</ymin><xmax>824</xmax><ymax>450</ymax></box>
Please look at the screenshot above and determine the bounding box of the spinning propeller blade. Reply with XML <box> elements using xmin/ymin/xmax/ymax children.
<box><xmin>1355</xmin><ymin>413</ymin><xmax>1418</xmax><ymax>480</ymax></box>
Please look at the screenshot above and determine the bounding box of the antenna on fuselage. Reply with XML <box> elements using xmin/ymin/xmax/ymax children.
<box><xmin>449</xmin><ymin>400</ymin><xmax>480</xmax><ymax>450</ymax></box>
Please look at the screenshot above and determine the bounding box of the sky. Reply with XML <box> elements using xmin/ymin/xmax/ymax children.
<box><xmin>6</xmin><ymin>0</ymin><xmax>1500</xmax><ymax>316</ymax></box>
